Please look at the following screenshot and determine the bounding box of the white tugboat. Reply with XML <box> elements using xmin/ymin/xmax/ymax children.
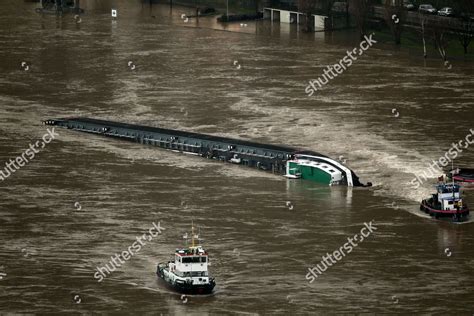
<box><xmin>156</xmin><ymin>224</ymin><xmax>216</xmax><ymax>295</ymax></box>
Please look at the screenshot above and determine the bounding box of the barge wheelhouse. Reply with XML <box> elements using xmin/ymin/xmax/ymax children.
<box><xmin>285</xmin><ymin>153</ymin><xmax>356</xmax><ymax>186</ymax></box>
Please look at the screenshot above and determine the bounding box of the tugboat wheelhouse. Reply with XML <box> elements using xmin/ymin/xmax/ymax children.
<box><xmin>156</xmin><ymin>225</ymin><xmax>216</xmax><ymax>295</ymax></box>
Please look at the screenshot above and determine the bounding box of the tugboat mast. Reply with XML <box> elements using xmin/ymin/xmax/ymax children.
<box><xmin>452</xmin><ymin>160</ymin><xmax>456</xmax><ymax>202</ymax></box>
<box><xmin>191</xmin><ymin>222</ymin><xmax>196</xmax><ymax>248</ymax></box>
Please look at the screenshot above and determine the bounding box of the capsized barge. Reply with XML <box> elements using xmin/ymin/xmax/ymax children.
<box><xmin>43</xmin><ymin>117</ymin><xmax>370</xmax><ymax>187</ymax></box>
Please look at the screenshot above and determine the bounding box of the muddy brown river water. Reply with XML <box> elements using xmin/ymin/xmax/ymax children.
<box><xmin>1</xmin><ymin>0</ymin><xmax>474</xmax><ymax>314</ymax></box>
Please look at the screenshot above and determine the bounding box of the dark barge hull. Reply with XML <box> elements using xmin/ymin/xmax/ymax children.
<box><xmin>43</xmin><ymin>117</ymin><xmax>366</xmax><ymax>186</ymax></box>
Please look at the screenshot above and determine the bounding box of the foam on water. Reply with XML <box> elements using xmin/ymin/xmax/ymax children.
<box><xmin>223</xmin><ymin>91</ymin><xmax>453</xmax><ymax>207</ymax></box>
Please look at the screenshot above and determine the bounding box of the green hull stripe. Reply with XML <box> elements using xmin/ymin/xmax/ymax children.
<box><xmin>288</xmin><ymin>162</ymin><xmax>331</xmax><ymax>184</ymax></box>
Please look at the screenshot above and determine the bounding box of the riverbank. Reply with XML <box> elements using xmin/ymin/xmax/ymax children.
<box><xmin>170</xmin><ymin>0</ymin><xmax>258</xmax><ymax>16</ymax></box>
<box><xmin>369</xmin><ymin>25</ymin><xmax>474</xmax><ymax>61</ymax></box>
<box><xmin>156</xmin><ymin>0</ymin><xmax>474</xmax><ymax>62</ymax></box>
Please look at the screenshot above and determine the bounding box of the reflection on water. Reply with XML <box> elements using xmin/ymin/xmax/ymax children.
<box><xmin>436</xmin><ymin>223</ymin><xmax>465</xmax><ymax>253</ymax></box>
<box><xmin>286</xmin><ymin>180</ymin><xmax>353</xmax><ymax>208</ymax></box>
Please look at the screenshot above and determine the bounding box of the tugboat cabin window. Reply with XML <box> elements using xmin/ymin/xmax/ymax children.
<box><xmin>182</xmin><ymin>257</ymin><xmax>202</xmax><ymax>263</ymax></box>
<box><xmin>201</xmin><ymin>257</ymin><xmax>207</xmax><ymax>263</ymax></box>
<box><xmin>439</xmin><ymin>186</ymin><xmax>459</xmax><ymax>193</ymax></box>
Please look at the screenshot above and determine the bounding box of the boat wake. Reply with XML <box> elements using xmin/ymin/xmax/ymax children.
<box><xmin>224</xmin><ymin>92</ymin><xmax>472</xmax><ymax>221</ymax></box>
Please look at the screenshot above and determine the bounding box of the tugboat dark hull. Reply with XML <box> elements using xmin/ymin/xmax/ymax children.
<box><xmin>420</xmin><ymin>198</ymin><xmax>470</xmax><ymax>222</ymax></box>
<box><xmin>156</xmin><ymin>265</ymin><xmax>215</xmax><ymax>295</ymax></box>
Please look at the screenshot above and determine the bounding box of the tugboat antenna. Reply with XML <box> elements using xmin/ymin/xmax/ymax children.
<box><xmin>452</xmin><ymin>160</ymin><xmax>455</xmax><ymax>201</ymax></box>
<box><xmin>191</xmin><ymin>220</ymin><xmax>195</xmax><ymax>248</ymax></box>
<box><xmin>198</xmin><ymin>227</ymin><xmax>201</xmax><ymax>246</ymax></box>
<box><xmin>183</xmin><ymin>232</ymin><xmax>189</xmax><ymax>246</ymax></box>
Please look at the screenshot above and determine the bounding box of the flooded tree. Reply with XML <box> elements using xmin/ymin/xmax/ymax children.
<box><xmin>321</xmin><ymin>0</ymin><xmax>336</xmax><ymax>15</ymax></box>
<box><xmin>298</xmin><ymin>0</ymin><xmax>317</xmax><ymax>32</ymax></box>
<box><xmin>321</xmin><ymin>0</ymin><xmax>337</xmax><ymax>30</ymax></box>
<box><xmin>432</xmin><ymin>20</ymin><xmax>450</xmax><ymax>61</ymax></box>
<box><xmin>41</xmin><ymin>0</ymin><xmax>58</xmax><ymax>10</ymax></box>
<box><xmin>418</xmin><ymin>11</ymin><xmax>451</xmax><ymax>61</ymax></box>
<box><xmin>349</xmin><ymin>0</ymin><xmax>374</xmax><ymax>40</ymax></box>
<box><xmin>458</xmin><ymin>19</ymin><xmax>473</xmax><ymax>55</ymax></box>
<box><xmin>418</xmin><ymin>11</ymin><xmax>429</xmax><ymax>58</ymax></box>
<box><xmin>384</xmin><ymin>0</ymin><xmax>405</xmax><ymax>45</ymax></box>
<box><xmin>296</xmin><ymin>0</ymin><xmax>338</xmax><ymax>31</ymax></box>
<box><xmin>345</xmin><ymin>0</ymin><xmax>350</xmax><ymax>27</ymax></box>
<box><xmin>456</xmin><ymin>0</ymin><xmax>474</xmax><ymax>54</ymax></box>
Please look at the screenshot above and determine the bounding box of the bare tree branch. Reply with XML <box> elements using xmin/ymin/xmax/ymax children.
<box><xmin>384</xmin><ymin>0</ymin><xmax>405</xmax><ymax>45</ymax></box>
<box><xmin>298</xmin><ymin>0</ymin><xmax>317</xmax><ymax>32</ymax></box>
<box><xmin>349</xmin><ymin>0</ymin><xmax>374</xmax><ymax>40</ymax></box>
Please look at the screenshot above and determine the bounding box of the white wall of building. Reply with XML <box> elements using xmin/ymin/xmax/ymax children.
<box><xmin>314</xmin><ymin>15</ymin><xmax>327</xmax><ymax>29</ymax></box>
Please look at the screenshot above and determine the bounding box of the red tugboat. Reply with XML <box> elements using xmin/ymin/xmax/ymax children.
<box><xmin>420</xmin><ymin>183</ymin><xmax>470</xmax><ymax>222</ymax></box>
<box><xmin>448</xmin><ymin>168</ymin><xmax>474</xmax><ymax>187</ymax></box>
<box><xmin>156</xmin><ymin>224</ymin><xmax>216</xmax><ymax>295</ymax></box>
